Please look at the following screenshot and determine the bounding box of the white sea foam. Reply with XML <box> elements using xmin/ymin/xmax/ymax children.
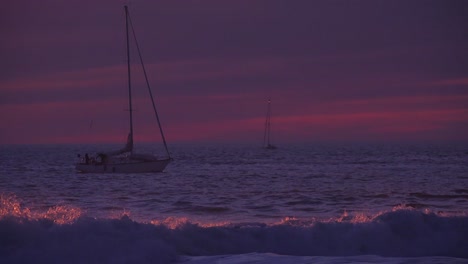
<box><xmin>183</xmin><ymin>253</ymin><xmax>468</xmax><ymax>264</ymax></box>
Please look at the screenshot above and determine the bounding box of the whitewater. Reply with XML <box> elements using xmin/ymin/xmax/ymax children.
<box><xmin>1</xmin><ymin>143</ymin><xmax>467</xmax><ymax>263</ymax></box>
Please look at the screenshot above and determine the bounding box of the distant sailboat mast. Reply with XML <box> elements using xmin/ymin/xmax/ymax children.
<box><xmin>263</xmin><ymin>98</ymin><xmax>276</xmax><ymax>149</ymax></box>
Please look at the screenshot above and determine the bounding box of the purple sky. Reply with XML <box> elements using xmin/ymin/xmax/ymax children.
<box><xmin>1</xmin><ymin>0</ymin><xmax>467</xmax><ymax>144</ymax></box>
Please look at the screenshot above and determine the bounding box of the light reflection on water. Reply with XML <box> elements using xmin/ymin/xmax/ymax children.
<box><xmin>1</xmin><ymin>143</ymin><xmax>467</xmax><ymax>223</ymax></box>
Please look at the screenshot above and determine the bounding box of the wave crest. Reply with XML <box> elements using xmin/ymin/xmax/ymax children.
<box><xmin>0</xmin><ymin>194</ymin><xmax>82</xmax><ymax>224</ymax></box>
<box><xmin>1</xmin><ymin>196</ymin><xmax>467</xmax><ymax>263</ymax></box>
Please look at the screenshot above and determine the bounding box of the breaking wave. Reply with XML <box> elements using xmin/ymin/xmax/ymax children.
<box><xmin>1</xmin><ymin>195</ymin><xmax>467</xmax><ymax>264</ymax></box>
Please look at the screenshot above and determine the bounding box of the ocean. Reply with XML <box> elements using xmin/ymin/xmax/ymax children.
<box><xmin>1</xmin><ymin>142</ymin><xmax>467</xmax><ymax>264</ymax></box>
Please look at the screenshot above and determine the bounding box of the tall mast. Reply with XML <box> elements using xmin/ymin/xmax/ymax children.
<box><xmin>125</xmin><ymin>5</ymin><xmax>134</xmax><ymax>154</ymax></box>
<box><xmin>126</xmin><ymin>6</ymin><xmax>171</xmax><ymax>158</ymax></box>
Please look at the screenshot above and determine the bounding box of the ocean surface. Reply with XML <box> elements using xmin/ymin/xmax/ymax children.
<box><xmin>1</xmin><ymin>142</ymin><xmax>467</xmax><ymax>264</ymax></box>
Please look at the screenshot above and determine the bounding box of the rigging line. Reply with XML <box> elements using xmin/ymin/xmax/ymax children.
<box><xmin>125</xmin><ymin>6</ymin><xmax>134</xmax><ymax>153</ymax></box>
<box><xmin>127</xmin><ymin>9</ymin><xmax>171</xmax><ymax>158</ymax></box>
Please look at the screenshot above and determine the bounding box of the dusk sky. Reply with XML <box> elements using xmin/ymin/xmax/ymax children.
<box><xmin>1</xmin><ymin>0</ymin><xmax>467</xmax><ymax>145</ymax></box>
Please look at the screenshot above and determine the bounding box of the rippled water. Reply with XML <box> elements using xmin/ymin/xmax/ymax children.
<box><xmin>2</xmin><ymin>143</ymin><xmax>467</xmax><ymax>222</ymax></box>
<box><xmin>1</xmin><ymin>142</ymin><xmax>467</xmax><ymax>263</ymax></box>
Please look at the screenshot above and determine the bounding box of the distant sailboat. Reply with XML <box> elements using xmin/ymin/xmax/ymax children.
<box><xmin>76</xmin><ymin>6</ymin><xmax>171</xmax><ymax>173</ymax></box>
<box><xmin>263</xmin><ymin>98</ymin><xmax>277</xmax><ymax>149</ymax></box>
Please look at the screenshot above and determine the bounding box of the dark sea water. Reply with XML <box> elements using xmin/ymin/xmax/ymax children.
<box><xmin>1</xmin><ymin>143</ymin><xmax>467</xmax><ymax>263</ymax></box>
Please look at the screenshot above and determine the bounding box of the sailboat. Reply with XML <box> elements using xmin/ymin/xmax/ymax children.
<box><xmin>263</xmin><ymin>98</ymin><xmax>277</xmax><ymax>149</ymax></box>
<box><xmin>76</xmin><ymin>6</ymin><xmax>172</xmax><ymax>173</ymax></box>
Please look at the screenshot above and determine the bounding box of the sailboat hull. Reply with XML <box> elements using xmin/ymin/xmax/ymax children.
<box><xmin>75</xmin><ymin>158</ymin><xmax>171</xmax><ymax>173</ymax></box>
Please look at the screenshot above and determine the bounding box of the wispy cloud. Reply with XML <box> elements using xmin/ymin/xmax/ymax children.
<box><xmin>2</xmin><ymin>0</ymin><xmax>467</xmax><ymax>144</ymax></box>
